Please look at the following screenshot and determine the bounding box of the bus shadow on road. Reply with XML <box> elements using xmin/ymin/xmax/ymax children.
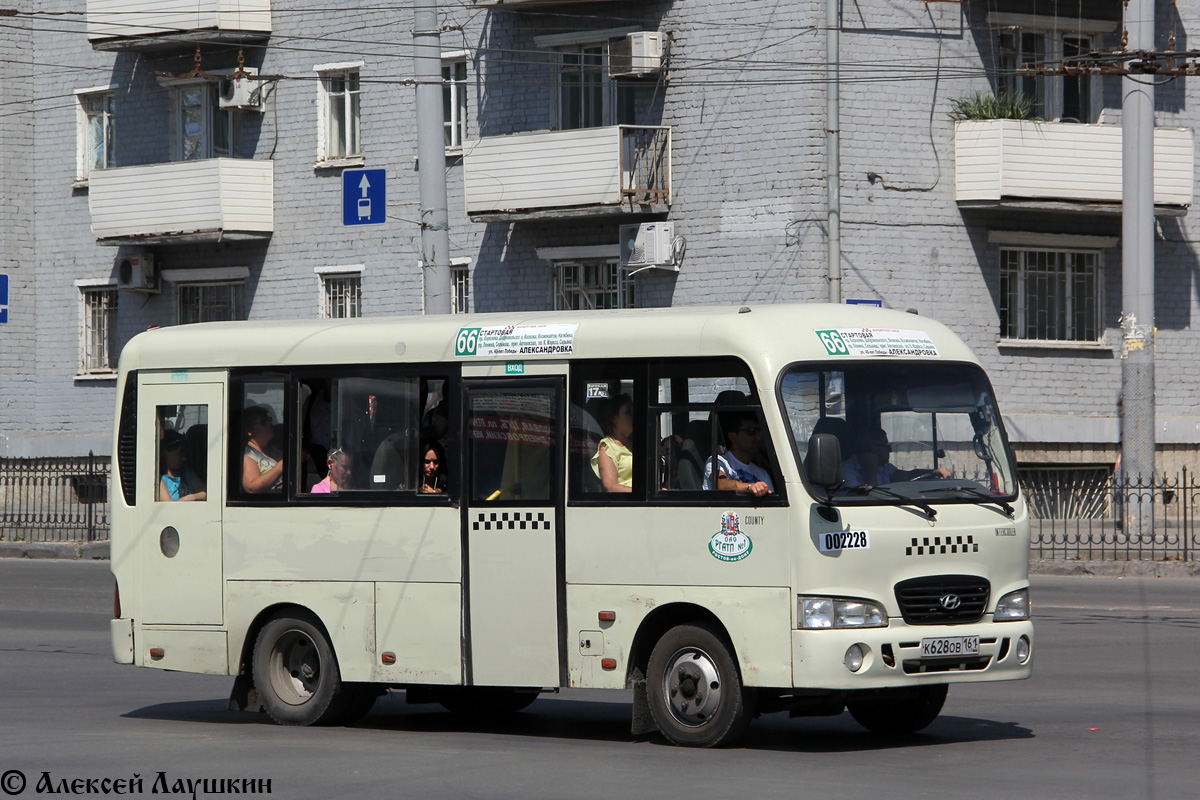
<box><xmin>122</xmin><ymin>695</ymin><xmax>1032</xmax><ymax>752</ymax></box>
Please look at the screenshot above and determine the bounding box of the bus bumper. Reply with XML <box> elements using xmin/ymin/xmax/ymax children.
<box><xmin>791</xmin><ymin>619</ymin><xmax>1033</xmax><ymax>689</ymax></box>
<box><xmin>111</xmin><ymin>618</ymin><xmax>134</xmax><ymax>664</ymax></box>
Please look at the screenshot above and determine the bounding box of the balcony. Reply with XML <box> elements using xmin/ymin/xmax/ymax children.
<box><xmin>955</xmin><ymin>120</ymin><xmax>1194</xmax><ymax>213</ymax></box>
<box><xmin>87</xmin><ymin>0</ymin><xmax>271</xmax><ymax>51</ymax></box>
<box><xmin>89</xmin><ymin>159</ymin><xmax>273</xmax><ymax>245</ymax></box>
<box><xmin>463</xmin><ymin>125</ymin><xmax>671</xmax><ymax>220</ymax></box>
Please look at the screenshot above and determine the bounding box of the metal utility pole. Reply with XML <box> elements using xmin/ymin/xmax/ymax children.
<box><xmin>1121</xmin><ymin>0</ymin><xmax>1156</xmax><ymax>489</ymax></box>
<box><xmin>414</xmin><ymin>0</ymin><xmax>452</xmax><ymax>314</ymax></box>
<box><xmin>826</xmin><ymin>0</ymin><xmax>841</xmax><ymax>304</ymax></box>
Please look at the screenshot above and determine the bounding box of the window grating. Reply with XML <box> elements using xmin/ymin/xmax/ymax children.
<box><xmin>81</xmin><ymin>287</ymin><xmax>117</xmax><ymax>373</ymax></box>
<box><xmin>1000</xmin><ymin>247</ymin><xmax>1100</xmax><ymax>342</ymax></box>
<box><xmin>554</xmin><ymin>261</ymin><xmax>634</xmax><ymax>310</ymax></box>
<box><xmin>324</xmin><ymin>275</ymin><xmax>361</xmax><ymax>319</ymax></box>
<box><xmin>179</xmin><ymin>282</ymin><xmax>242</xmax><ymax>324</ymax></box>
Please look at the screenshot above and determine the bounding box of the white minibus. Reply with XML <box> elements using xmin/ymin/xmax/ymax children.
<box><xmin>109</xmin><ymin>303</ymin><xmax>1032</xmax><ymax>747</ymax></box>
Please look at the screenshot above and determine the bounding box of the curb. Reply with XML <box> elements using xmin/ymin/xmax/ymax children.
<box><xmin>0</xmin><ymin>541</ymin><xmax>110</xmax><ymax>560</ymax></box>
<box><xmin>1029</xmin><ymin>558</ymin><xmax>1200</xmax><ymax>579</ymax></box>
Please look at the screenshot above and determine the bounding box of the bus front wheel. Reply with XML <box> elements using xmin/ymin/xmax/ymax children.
<box><xmin>646</xmin><ymin>623</ymin><xmax>752</xmax><ymax>747</ymax></box>
<box><xmin>253</xmin><ymin>611</ymin><xmax>347</xmax><ymax>726</ymax></box>
<box><xmin>846</xmin><ymin>684</ymin><xmax>948</xmax><ymax>735</ymax></box>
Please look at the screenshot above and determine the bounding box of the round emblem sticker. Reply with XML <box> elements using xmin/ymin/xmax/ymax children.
<box><xmin>709</xmin><ymin>511</ymin><xmax>753</xmax><ymax>562</ymax></box>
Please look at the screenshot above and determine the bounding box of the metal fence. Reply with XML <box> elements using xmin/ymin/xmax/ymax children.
<box><xmin>0</xmin><ymin>453</ymin><xmax>110</xmax><ymax>543</ymax></box>
<box><xmin>1026</xmin><ymin>469</ymin><xmax>1200</xmax><ymax>562</ymax></box>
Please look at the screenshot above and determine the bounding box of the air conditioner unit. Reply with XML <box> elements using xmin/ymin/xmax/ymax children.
<box><xmin>219</xmin><ymin>67</ymin><xmax>263</xmax><ymax>111</ymax></box>
<box><xmin>620</xmin><ymin>222</ymin><xmax>676</xmax><ymax>269</ymax></box>
<box><xmin>117</xmin><ymin>252</ymin><xmax>158</xmax><ymax>293</ymax></box>
<box><xmin>609</xmin><ymin>32</ymin><xmax>664</xmax><ymax>78</ymax></box>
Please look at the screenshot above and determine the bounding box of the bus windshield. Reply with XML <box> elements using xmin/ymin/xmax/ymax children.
<box><xmin>780</xmin><ymin>361</ymin><xmax>1018</xmax><ymax>504</ymax></box>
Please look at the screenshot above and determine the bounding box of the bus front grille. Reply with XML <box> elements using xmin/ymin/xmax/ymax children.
<box><xmin>894</xmin><ymin>575</ymin><xmax>989</xmax><ymax>625</ymax></box>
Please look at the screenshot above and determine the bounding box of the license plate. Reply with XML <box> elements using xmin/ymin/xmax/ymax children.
<box><xmin>920</xmin><ymin>636</ymin><xmax>980</xmax><ymax>657</ymax></box>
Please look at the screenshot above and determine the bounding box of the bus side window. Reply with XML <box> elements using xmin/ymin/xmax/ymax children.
<box><xmin>232</xmin><ymin>376</ymin><xmax>286</xmax><ymax>499</ymax></box>
<box><xmin>569</xmin><ymin>364</ymin><xmax>642</xmax><ymax>499</ymax></box>
<box><xmin>156</xmin><ymin>404</ymin><xmax>208</xmax><ymax>502</ymax></box>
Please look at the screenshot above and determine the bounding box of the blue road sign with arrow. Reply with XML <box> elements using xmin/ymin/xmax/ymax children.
<box><xmin>342</xmin><ymin>168</ymin><xmax>386</xmax><ymax>226</ymax></box>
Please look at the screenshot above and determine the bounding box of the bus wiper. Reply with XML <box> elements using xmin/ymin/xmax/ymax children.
<box><xmin>850</xmin><ymin>485</ymin><xmax>937</xmax><ymax>520</ymax></box>
<box><xmin>921</xmin><ymin>484</ymin><xmax>1014</xmax><ymax>516</ymax></box>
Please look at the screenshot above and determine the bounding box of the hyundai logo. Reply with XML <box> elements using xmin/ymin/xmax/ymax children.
<box><xmin>938</xmin><ymin>594</ymin><xmax>962</xmax><ymax>610</ymax></box>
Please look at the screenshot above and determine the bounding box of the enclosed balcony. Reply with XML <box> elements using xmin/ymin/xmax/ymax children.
<box><xmin>955</xmin><ymin>120</ymin><xmax>1194</xmax><ymax>213</ymax></box>
<box><xmin>463</xmin><ymin>125</ymin><xmax>671</xmax><ymax>220</ymax></box>
<box><xmin>87</xmin><ymin>0</ymin><xmax>271</xmax><ymax>51</ymax></box>
<box><xmin>88</xmin><ymin>159</ymin><xmax>273</xmax><ymax>245</ymax></box>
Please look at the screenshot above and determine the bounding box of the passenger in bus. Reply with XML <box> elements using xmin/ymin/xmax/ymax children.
<box><xmin>841</xmin><ymin>427</ymin><xmax>951</xmax><ymax>487</ymax></box>
<box><xmin>310</xmin><ymin>448</ymin><xmax>351</xmax><ymax>493</ymax></box>
<box><xmin>302</xmin><ymin>379</ymin><xmax>333</xmax><ymax>479</ymax></box>
<box><xmin>419</xmin><ymin>440</ymin><xmax>446</xmax><ymax>494</ymax></box>
<box><xmin>242</xmin><ymin>405</ymin><xmax>284</xmax><ymax>493</ymax></box>
<box><xmin>158</xmin><ymin>430</ymin><xmax>207</xmax><ymax>502</ymax></box>
<box><xmin>590</xmin><ymin>393</ymin><xmax>634</xmax><ymax>493</ymax></box>
<box><xmin>704</xmin><ymin>410</ymin><xmax>774</xmax><ymax>497</ymax></box>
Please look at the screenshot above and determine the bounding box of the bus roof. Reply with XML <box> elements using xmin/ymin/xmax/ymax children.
<box><xmin>117</xmin><ymin>303</ymin><xmax>980</xmax><ymax>375</ymax></box>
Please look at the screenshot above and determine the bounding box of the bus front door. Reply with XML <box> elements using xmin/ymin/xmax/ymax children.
<box><xmin>462</xmin><ymin>378</ymin><xmax>565</xmax><ymax>687</ymax></box>
<box><xmin>137</xmin><ymin>379</ymin><xmax>225</xmax><ymax>625</ymax></box>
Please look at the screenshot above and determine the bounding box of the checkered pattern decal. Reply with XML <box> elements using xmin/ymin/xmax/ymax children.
<box><xmin>473</xmin><ymin>511</ymin><xmax>552</xmax><ymax>531</ymax></box>
<box><xmin>906</xmin><ymin>535</ymin><xmax>978</xmax><ymax>556</ymax></box>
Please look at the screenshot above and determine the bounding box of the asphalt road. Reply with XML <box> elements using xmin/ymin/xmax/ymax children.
<box><xmin>0</xmin><ymin>560</ymin><xmax>1195</xmax><ymax>800</ymax></box>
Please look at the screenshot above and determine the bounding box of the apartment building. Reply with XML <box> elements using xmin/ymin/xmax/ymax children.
<box><xmin>1</xmin><ymin>0</ymin><xmax>1198</xmax><ymax>493</ymax></box>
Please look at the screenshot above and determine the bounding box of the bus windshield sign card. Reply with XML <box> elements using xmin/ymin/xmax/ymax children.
<box><xmin>815</xmin><ymin>328</ymin><xmax>939</xmax><ymax>358</ymax></box>
<box><xmin>456</xmin><ymin>324</ymin><xmax>578</xmax><ymax>357</ymax></box>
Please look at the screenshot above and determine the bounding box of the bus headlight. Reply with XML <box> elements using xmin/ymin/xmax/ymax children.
<box><xmin>799</xmin><ymin>597</ymin><xmax>888</xmax><ymax>629</ymax></box>
<box><xmin>994</xmin><ymin>588</ymin><xmax>1030</xmax><ymax>621</ymax></box>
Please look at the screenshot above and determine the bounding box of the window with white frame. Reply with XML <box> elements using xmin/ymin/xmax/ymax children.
<box><xmin>443</xmin><ymin>56</ymin><xmax>468</xmax><ymax>149</ymax></box>
<box><xmin>79</xmin><ymin>285</ymin><xmax>118</xmax><ymax>374</ymax></box>
<box><xmin>452</xmin><ymin>264</ymin><xmax>470</xmax><ymax>314</ymax></box>
<box><xmin>178</xmin><ymin>282</ymin><xmax>243</xmax><ymax>324</ymax></box>
<box><xmin>177</xmin><ymin>83</ymin><xmax>240</xmax><ymax>160</ymax></box>
<box><xmin>999</xmin><ymin>247</ymin><xmax>1101</xmax><ymax>342</ymax></box>
<box><xmin>317</xmin><ymin>64</ymin><xmax>362</xmax><ymax>161</ymax></box>
<box><xmin>992</xmin><ymin>13</ymin><xmax>1111</xmax><ymax>122</ymax></box>
<box><xmin>322</xmin><ymin>273</ymin><xmax>361</xmax><ymax>318</ymax></box>
<box><xmin>553</xmin><ymin>260</ymin><xmax>634</xmax><ymax>310</ymax></box>
<box><xmin>76</xmin><ymin>90</ymin><xmax>114</xmax><ymax>181</ymax></box>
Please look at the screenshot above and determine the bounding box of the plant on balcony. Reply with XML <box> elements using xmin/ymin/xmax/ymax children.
<box><xmin>949</xmin><ymin>90</ymin><xmax>1041</xmax><ymax>122</ymax></box>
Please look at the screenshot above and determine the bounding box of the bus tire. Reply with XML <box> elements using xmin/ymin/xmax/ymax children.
<box><xmin>847</xmin><ymin>684</ymin><xmax>948</xmax><ymax>735</ymax></box>
<box><xmin>252</xmin><ymin>611</ymin><xmax>347</xmax><ymax>726</ymax></box>
<box><xmin>646</xmin><ymin>623</ymin><xmax>751</xmax><ymax>747</ymax></box>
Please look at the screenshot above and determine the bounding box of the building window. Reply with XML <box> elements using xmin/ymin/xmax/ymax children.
<box><xmin>318</xmin><ymin>66</ymin><xmax>361</xmax><ymax>160</ymax></box>
<box><xmin>997</xmin><ymin>27</ymin><xmax>1096</xmax><ymax>122</ymax></box>
<box><xmin>443</xmin><ymin>58</ymin><xmax>468</xmax><ymax>149</ymax></box>
<box><xmin>178</xmin><ymin>282</ymin><xmax>243</xmax><ymax>324</ymax></box>
<box><xmin>999</xmin><ymin>247</ymin><xmax>1101</xmax><ymax>342</ymax></box>
<box><xmin>554</xmin><ymin>260</ymin><xmax>634</xmax><ymax>310</ymax></box>
<box><xmin>76</xmin><ymin>90</ymin><xmax>114</xmax><ymax>181</ymax></box>
<box><xmin>177</xmin><ymin>84</ymin><xmax>240</xmax><ymax>160</ymax></box>
<box><xmin>80</xmin><ymin>286</ymin><xmax>118</xmax><ymax>374</ymax></box>
<box><xmin>452</xmin><ymin>264</ymin><xmax>470</xmax><ymax>314</ymax></box>
<box><xmin>323</xmin><ymin>274</ymin><xmax>361</xmax><ymax>318</ymax></box>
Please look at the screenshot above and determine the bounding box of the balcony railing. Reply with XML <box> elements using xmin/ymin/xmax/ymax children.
<box><xmin>463</xmin><ymin>125</ymin><xmax>671</xmax><ymax>218</ymax></box>
<box><xmin>87</xmin><ymin>0</ymin><xmax>271</xmax><ymax>49</ymax></box>
<box><xmin>955</xmin><ymin>119</ymin><xmax>1194</xmax><ymax>208</ymax></box>
<box><xmin>88</xmin><ymin>158</ymin><xmax>273</xmax><ymax>244</ymax></box>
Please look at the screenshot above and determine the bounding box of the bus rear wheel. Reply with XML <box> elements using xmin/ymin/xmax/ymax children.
<box><xmin>847</xmin><ymin>684</ymin><xmax>948</xmax><ymax>735</ymax></box>
<box><xmin>646</xmin><ymin>623</ymin><xmax>752</xmax><ymax>747</ymax></box>
<box><xmin>253</xmin><ymin>611</ymin><xmax>347</xmax><ymax>726</ymax></box>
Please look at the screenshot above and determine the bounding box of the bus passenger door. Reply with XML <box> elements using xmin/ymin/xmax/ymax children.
<box><xmin>138</xmin><ymin>379</ymin><xmax>224</xmax><ymax>625</ymax></box>
<box><xmin>463</xmin><ymin>378</ymin><xmax>565</xmax><ymax>687</ymax></box>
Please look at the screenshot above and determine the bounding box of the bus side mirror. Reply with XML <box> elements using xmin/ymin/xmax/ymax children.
<box><xmin>806</xmin><ymin>433</ymin><xmax>842</xmax><ymax>490</ymax></box>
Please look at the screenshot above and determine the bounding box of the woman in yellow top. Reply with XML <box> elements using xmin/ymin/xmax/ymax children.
<box><xmin>591</xmin><ymin>393</ymin><xmax>634</xmax><ymax>493</ymax></box>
